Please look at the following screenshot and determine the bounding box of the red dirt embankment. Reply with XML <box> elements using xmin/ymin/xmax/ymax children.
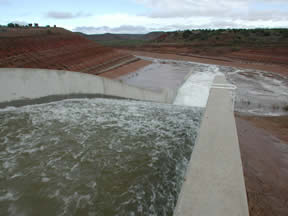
<box><xmin>236</xmin><ymin>115</ymin><xmax>288</xmax><ymax>216</ymax></box>
<box><xmin>0</xmin><ymin>27</ymin><xmax>137</xmax><ymax>75</ymax></box>
<box><xmin>121</xmin><ymin>47</ymin><xmax>288</xmax><ymax>77</ymax></box>
<box><xmin>99</xmin><ymin>60</ymin><xmax>151</xmax><ymax>79</ymax></box>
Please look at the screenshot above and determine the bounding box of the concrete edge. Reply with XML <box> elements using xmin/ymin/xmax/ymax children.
<box><xmin>0</xmin><ymin>93</ymin><xmax>134</xmax><ymax>109</ymax></box>
<box><xmin>96</xmin><ymin>57</ymin><xmax>140</xmax><ymax>74</ymax></box>
<box><xmin>173</xmin><ymin>75</ymin><xmax>249</xmax><ymax>216</ymax></box>
<box><xmin>171</xmin><ymin>71</ymin><xmax>193</xmax><ymax>104</ymax></box>
<box><xmin>0</xmin><ymin>68</ymin><xmax>176</xmax><ymax>105</ymax></box>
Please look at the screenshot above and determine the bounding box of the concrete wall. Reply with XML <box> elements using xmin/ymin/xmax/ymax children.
<box><xmin>0</xmin><ymin>68</ymin><xmax>174</xmax><ymax>104</ymax></box>
<box><xmin>174</xmin><ymin>75</ymin><xmax>249</xmax><ymax>216</ymax></box>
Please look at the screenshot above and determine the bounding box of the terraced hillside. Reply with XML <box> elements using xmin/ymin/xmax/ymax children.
<box><xmin>104</xmin><ymin>29</ymin><xmax>288</xmax><ymax>71</ymax></box>
<box><xmin>0</xmin><ymin>27</ymin><xmax>136</xmax><ymax>75</ymax></box>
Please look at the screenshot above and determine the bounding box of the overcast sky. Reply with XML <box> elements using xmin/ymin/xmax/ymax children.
<box><xmin>1</xmin><ymin>0</ymin><xmax>288</xmax><ymax>34</ymax></box>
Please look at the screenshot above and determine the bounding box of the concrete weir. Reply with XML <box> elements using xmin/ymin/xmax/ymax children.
<box><xmin>0</xmin><ymin>68</ymin><xmax>175</xmax><ymax>105</ymax></box>
<box><xmin>0</xmin><ymin>68</ymin><xmax>249</xmax><ymax>215</ymax></box>
<box><xmin>174</xmin><ymin>75</ymin><xmax>249</xmax><ymax>216</ymax></box>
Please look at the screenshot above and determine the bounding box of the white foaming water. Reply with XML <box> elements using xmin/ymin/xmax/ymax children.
<box><xmin>0</xmin><ymin>98</ymin><xmax>203</xmax><ymax>216</ymax></box>
<box><xmin>174</xmin><ymin>65</ymin><xmax>222</xmax><ymax>107</ymax></box>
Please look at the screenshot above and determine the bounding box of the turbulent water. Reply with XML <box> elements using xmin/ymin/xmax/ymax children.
<box><xmin>0</xmin><ymin>98</ymin><xmax>203</xmax><ymax>216</ymax></box>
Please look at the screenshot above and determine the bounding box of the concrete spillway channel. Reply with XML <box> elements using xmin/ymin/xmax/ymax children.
<box><xmin>0</xmin><ymin>68</ymin><xmax>249</xmax><ymax>215</ymax></box>
<box><xmin>174</xmin><ymin>76</ymin><xmax>249</xmax><ymax>216</ymax></box>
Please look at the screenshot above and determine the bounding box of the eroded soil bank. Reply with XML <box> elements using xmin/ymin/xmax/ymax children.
<box><xmin>120</xmin><ymin>50</ymin><xmax>288</xmax><ymax>77</ymax></box>
<box><xmin>236</xmin><ymin>115</ymin><xmax>288</xmax><ymax>216</ymax></box>
<box><xmin>99</xmin><ymin>59</ymin><xmax>152</xmax><ymax>79</ymax></box>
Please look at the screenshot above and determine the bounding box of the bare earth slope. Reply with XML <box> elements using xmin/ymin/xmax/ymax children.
<box><xmin>0</xmin><ymin>27</ymin><xmax>136</xmax><ymax>75</ymax></box>
<box><xmin>236</xmin><ymin>116</ymin><xmax>288</xmax><ymax>216</ymax></box>
<box><xmin>100</xmin><ymin>29</ymin><xmax>288</xmax><ymax>76</ymax></box>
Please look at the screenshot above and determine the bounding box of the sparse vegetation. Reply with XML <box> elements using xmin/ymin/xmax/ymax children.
<box><xmin>283</xmin><ymin>105</ymin><xmax>288</xmax><ymax>112</ymax></box>
<box><xmin>7</xmin><ymin>23</ymin><xmax>15</xmax><ymax>28</ymax></box>
<box><xmin>151</xmin><ymin>28</ymin><xmax>288</xmax><ymax>46</ymax></box>
<box><xmin>231</xmin><ymin>47</ymin><xmax>240</xmax><ymax>52</ymax></box>
<box><xmin>272</xmin><ymin>104</ymin><xmax>280</xmax><ymax>110</ymax></box>
<box><xmin>183</xmin><ymin>30</ymin><xmax>192</xmax><ymax>39</ymax></box>
<box><xmin>79</xmin><ymin>28</ymin><xmax>288</xmax><ymax>51</ymax></box>
<box><xmin>95</xmin><ymin>39</ymin><xmax>147</xmax><ymax>47</ymax></box>
<box><xmin>3</xmin><ymin>23</ymin><xmax>57</xmax><ymax>28</ymax></box>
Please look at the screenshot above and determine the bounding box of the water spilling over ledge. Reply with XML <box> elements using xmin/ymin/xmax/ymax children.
<box><xmin>0</xmin><ymin>98</ymin><xmax>203</xmax><ymax>216</ymax></box>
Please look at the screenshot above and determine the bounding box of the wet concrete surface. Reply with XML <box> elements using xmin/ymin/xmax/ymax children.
<box><xmin>117</xmin><ymin>58</ymin><xmax>192</xmax><ymax>92</ymax></box>
<box><xmin>115</xmin><ymin>55</ymin><xmax>288</xmax><ymax>216</ymax></box>
<box><xmin>226</xmin><ymin>69</ymin><xmax>288</xmax><ymax>116</ymax></box>
<box><xmin>118</xmin><ymin>56</ymin><xmax>288</xmax><ymax>115</ymax></box>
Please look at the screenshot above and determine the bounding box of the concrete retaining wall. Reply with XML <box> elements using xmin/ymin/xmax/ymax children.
<box><xmin>174</xmin><ymin>75</ymin><xmax>249</xmax><ymax>216</ymax></box>
<box><xmin>0</xmin><ymin>68</ymin><xmax>174</xmax><ymax>104</ymax></box>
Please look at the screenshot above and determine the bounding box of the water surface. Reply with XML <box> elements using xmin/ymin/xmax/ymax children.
<box><xmin>0</xmin><ymin>98</ymin><xmax>203</xmax><ymax>216</ymax></box>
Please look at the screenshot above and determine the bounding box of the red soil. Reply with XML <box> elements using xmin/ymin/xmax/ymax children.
<box><xmin>121</xmin><ymin>47</ymin><xmax>288</xmax><ymax>77</ymax></box>
<box><xmin>227</xmin><ymin>47</ymin><xmax>288</xmax><ymax>67</ymax></box>
<box><xmin>99</xmin><ymin>59</ymin><xmax>151</xmax><ymax>79</ymax></box>
<box><xmin>0</xmin><ymin>27</ymin><xmax>135</xmax><ymax>75</ymax></box>
<box><xmin>236</xmin><ymin>116</ymin><xmax>288</xmax><ymax>216</ymax></box>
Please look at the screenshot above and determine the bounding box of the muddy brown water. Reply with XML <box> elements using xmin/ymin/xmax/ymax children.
<box><xmin>0</xmin><ymin>98</ymin><xmax>203</xmax><ymax>216</ymax></box>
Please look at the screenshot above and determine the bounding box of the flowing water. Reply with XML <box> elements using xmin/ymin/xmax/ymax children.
<box><xmin>121</xmin><ymin>56</ymin><xmax>288</xmax><ymax>115</ymax></box>
<box><xmin>0</xmin><ymin>98</ymin><xmax>203</xmax><ymax>216</ymax></box>
<box><xmin>1</xmin><ymin>56</ymin><xmax>287</xmax><ymax>216</ymax></box>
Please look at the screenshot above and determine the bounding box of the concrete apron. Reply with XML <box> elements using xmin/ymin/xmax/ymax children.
<box><xmin>174</xmin><ymin>75</ymin><xmax>249</xmax><ymax>216</ymax></box>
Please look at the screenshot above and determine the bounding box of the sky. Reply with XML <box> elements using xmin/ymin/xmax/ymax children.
<box><xmin>1</xmin><ymin>0</ymin><xmax>288</xmax><ymax>34</ymax></box>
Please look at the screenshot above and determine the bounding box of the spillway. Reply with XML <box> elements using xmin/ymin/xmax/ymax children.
<box><xmin>0</xmin><ymin>57</ymin><xmax>259</xmax><ymax>216</ymax></box>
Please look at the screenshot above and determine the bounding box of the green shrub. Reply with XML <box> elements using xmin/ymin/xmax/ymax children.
<box><xmin>264</xmin><ymin>32</ymin><xmax>271</xmax><ymax>36</ymax></box>
<box><xmin>231</xmin><ymin>47</ymin><xmax>240</xmax><ymax>52</ymax></box>
<box><xmin>183</xmin><ymin>30</ymin><xmax>192</xmax><ymax>39</ymax></box>
<box><xmin>7</xmin><ymin>23</ymin><xmax>15</xmax><ymax>28</ymax></box>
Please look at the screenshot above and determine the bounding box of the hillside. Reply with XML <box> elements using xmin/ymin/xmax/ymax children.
<box><xmin>80</xmin><ymin>32</ymin><xmax>164</xmax><ymax>47</ymax></box>
<box><xmin>118</xmin><ymin>29</ymin><xmax>288</xmax><ymax>68</ymax></box>
<box><xmin>153</xmin><ymin>29</ymin><xmax>288</xmax><ymax>44</ymax></box>
<box><xmin>0</xmin><ymin>27</ymin><xmax>136</xmax><ymax>75</ymax></box>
